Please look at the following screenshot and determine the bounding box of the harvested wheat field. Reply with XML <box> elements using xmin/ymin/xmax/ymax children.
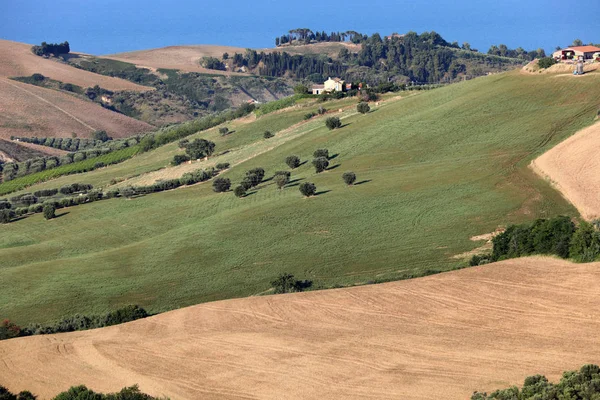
<box><xmin>106</xmin><ymin>45</ymin><xmax>247</xmax><ymax>75</ymax></box>
<box><xmin>532</xmin><ymin>121</ymin><xmax>600</xmax><ymax>220</ymax></box>
<box><xmin>0</xmin><ymin>40</ymin><xmax>149</xmax><ymax>91</ymax></box>
<box><xmin>1</xmin><ymin>257</ymin><xmax>599</xmax><ymax>399</ymax></box>
<box><xmin>0</xmin><ymin>78</ymin><xmax>152</xmax><ymax>140</ymax></box>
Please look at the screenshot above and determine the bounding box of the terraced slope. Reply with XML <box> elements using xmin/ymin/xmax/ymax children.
<box><xmin>1</xmin><ymin>257</ymin><xmax>599</xmax><ymax>400</ymax></box>
<box><xmin>0</xmin><ymin>39</ymin><xmax>150</xmax><ymax>91</ymax></box>
<box><xmin>2</xmin><ymin>71</ymin><xmax>599</xmax><ymax>325</ymax></box>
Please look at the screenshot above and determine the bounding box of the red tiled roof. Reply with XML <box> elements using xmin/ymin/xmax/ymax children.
<box><xmin>567</xmin><ymin>46</ymin><xmax>600</xmax><ymax>53</ymax></box>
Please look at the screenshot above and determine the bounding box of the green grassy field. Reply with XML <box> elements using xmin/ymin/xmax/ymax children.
<box><xmin>2</xmin><ymin>71</ymin><xmax>599</xmax><ymax>325</ymax></box>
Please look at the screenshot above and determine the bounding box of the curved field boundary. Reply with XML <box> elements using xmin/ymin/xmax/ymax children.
<box><xmin>1</xmin><ymin>257</ymin><xmax>599</xmax><ymax>399</ymax></box>
<box><xmin>532</xmin><ymin>121</ymin><xmax>600</xmax><ymax>220</ymax></box>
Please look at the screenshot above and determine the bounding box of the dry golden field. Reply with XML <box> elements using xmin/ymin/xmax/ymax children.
<box><xmin>1</xmin><ymin>257</ymin><xmax>599</xmax><ymax>399</ymax></box>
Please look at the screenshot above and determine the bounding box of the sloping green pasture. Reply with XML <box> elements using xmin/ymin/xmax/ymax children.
<box><xmin>1</xmin><ymin>71</ymin><xmax>599</xmax><ymax>324</ymax></box>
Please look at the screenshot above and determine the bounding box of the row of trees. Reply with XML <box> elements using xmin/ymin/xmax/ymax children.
<box><xmin>487</xmin><ymin>44</ymin><xmax>546</xmax><ymax>60</ymax></box>
<box><xmin>31</xmin><ymin>41</ymin><xmax>70</xmax><ymax>57</ymax></box>
<box><xmin>0</xmin><ymin>384</ymin><xmax>158</xmax><ymax>400</ymax></box>
<box><xmin>275</xmin><ymin>29</ymin><xmax>367</xmax><ymax>46</ymax></box>
<box><xmin>13</xmin><ymin>132</ymin><xmax>125</xmax><ymax>152</ymax></box>
<box><xmin>471</xmin><ymin>216</ymin><xmax>600</xmax><ymax>266</ymax></box>
<box><xmin>472</xmin><ymin>364</ymin><xmax>600</xmax><ymax>399</ymax></box>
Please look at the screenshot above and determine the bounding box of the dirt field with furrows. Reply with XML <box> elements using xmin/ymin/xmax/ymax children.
<box><xmin>532</xmin><ymin>121</ymin><xmax>600</xmax><ymax>220</ymax></box>
<box><xmin>0</xmin><ymin>40</ymin><xmax>150</xmax><ymax>91</ymax></box>
<box><xmin>0</xmin><ymin>78</ymin><xmax>153</xmax><ymax>140</ymax></box>
<box><xmin>1</xmin><ymin>257</ymin><xmax>599</xmax><ymax>399</ymax></box>
<box><xmin>106</xmin><ymin>42</ymin><xmax>360</xmax><ymax>74</ymax></box>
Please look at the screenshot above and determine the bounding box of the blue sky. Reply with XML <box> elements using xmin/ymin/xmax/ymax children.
<box><xmin>1</xmin><ymin>0</ymin><xmax>598</xmax><ymax>55</ymax></box>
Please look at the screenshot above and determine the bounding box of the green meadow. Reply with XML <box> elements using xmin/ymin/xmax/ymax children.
<box><xmin>2</xmin><ymin>71</ymin><xmax>599</xmax><ymax>325</ymax></box>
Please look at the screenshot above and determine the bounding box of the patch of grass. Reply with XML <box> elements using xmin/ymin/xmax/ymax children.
<box><xmin>2</xmin><ymin>72</ymin><xmax>599</xmax><ymax>325</ymax></box>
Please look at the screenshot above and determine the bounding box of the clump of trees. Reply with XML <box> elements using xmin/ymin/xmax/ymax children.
<box><xmin>270</xmin><ymin>273</ymin><xmax>313</xmax><ymax>294</ymax></box>
<box><xmin>472</xmin><ymin>364</ymin><xmax>600</xmax><ymax>400</ymax></box>
<box><xmin>275</xmin><ymin>29</ymin><xmax>367</xmax><ymax>46</ymax></box>
<box><xmin>179</xmin><ymin>138</ymin><xmax>216</xmax><ymax>160</ymax></box>
<box><xmin>473</xmin><ymin>216</ymin><xmax>600</xmax><ymax>265</ymax></box>
<box><xmin>312</xmin><ymin>157</ymin><xmax>329</xmax><ymax>173</ymax></box>
<box><xmin>31</xmin><ymin>41</ymin><xmax>70</xmax><ymax>57</ymax></box>
<box><xmin>299</xmin><ymin>182</ymin><xmax>316</xmax><ymax>197</ymax></box>
<box><xmin>285</xmin><ymin>155</ymin><xmax>301</xmax><ymax>169</ymax></box>
<box><xmin>357</xmin><ymin>102</ymin><xmax>370</xmax><ymax>114</ymax></box>
<box><xmin>313</xmin><ymin>149</ymin><xmax>329</xmax><ymax>159</ymax></box>
<box><xmin>201</xmin><ymin>56</ymin><xmax>226</xmax><ymax>71</ymax></box>
<box><xmin>11</xmin><ymin>136</ymin><xmax>138</xmax><ymax>152</ymax></box>
<box><xmin>241</xmin><ymin>168</ymin><xmax>265</xmax><ymax>190</ymax></box>
<box><xmin>325</xmin><ymin>117</ymin><xmax>342</xmax><ymax>130</ymax></box>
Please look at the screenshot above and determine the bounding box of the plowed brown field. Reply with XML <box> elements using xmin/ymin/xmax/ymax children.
<box><xmin>0</xmin><ymin>40</ymin><xmax>149</xmax><ymax>91</ymax></box>
<box><xmin>0</xmin><ymin>78</ymin><xmax>152</xmax><ymax>139</ymax></box>
<box><xmin>532</xmin><ymin>121</ymin><xmax>600</xmax><ymax>220</ymax></box>
<box><xmin>1</xmin><ymin>257</ymin><xmax>599</xmax><ymax>399</ymax></box>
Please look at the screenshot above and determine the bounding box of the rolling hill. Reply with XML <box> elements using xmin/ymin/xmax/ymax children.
<box><xmin>0</xmin><ymin>39</ymin><xmax>150</xmax><ymax>91</ymax></box>
<box><xmin>1</xmin><ymin>69</ymin><xmax>599</xmax><ymax>327</ymax></box>
<box><xmin>0</xmin><ymin>77</ymin><xmax>153</xmax><ymax>140</ymax></box>
<box><xmin>1</xmin><ymin>256</ymin><xmax>599</xmax><ymax>399</ymax></box>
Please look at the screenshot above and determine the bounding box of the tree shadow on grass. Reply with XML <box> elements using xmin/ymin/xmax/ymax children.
<box><xmin>328</xmin><ymin>153</ymin><xmax>339</xmax><ymax>160</ymax></box>
<box><xmin>315</xmin><ymin>190</ymin><xmax>332</xmax><ymax>196</ymax></box>
<box><xmin>340</xmin><ymin>122</ymin><xmax>352</xmax><ymax>128</ymax></box>
<box><xmin>243</xmin><ymin>191</ymin><xmax>258</xmax><ymax>198</ymax></box>
<box><xmin>298</xmin><ymin>160</ymin><xmax>308</xmax><ymax>167</ymax></box>
<box><xmin>9</xmin><ymin>216</ymin><xmax>29</xmax><ymax>223</ymax></box>
<box><xmin>354</xmin><ymin>179</ymin><xmax>372</xmax><ymax>186</ymax></box>
<box><xmin>54</xmin><ymin>211</ymin><xmax>70</xmax><ymax>219</ymax></box>
<box><xmin>288</xmin><ymin>177</ymin><xmax>305</xmax><ymax>184</ymax></box>
<box><xmin>327</xmin><ymin>164</ymin><xmax>341</xmax><ymax>171</ymax></box>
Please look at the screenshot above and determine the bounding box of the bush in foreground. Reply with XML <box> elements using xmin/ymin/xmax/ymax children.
<box><xmin>472</xmin><ymin>364</ymin><xmax>600</xmax><ymax>400</ymax></box>
<box><xmin>342</xmin><ymin>171</ymin><xmax>356</xmax><ymax>185</ymax></box>
<box><xmin>299</xmin><ymin>182</ymin><xmax>316</xmax><ymax>197</ymax></box>
<box><xmin>325</xmin><ymin>117</ymin><xmax>342</xmax><ymax>130</ymax></box>
<box><xmin>0</xmin><ymin>384</ymin><xmax>163</xmax><ymax>400</ymax></box>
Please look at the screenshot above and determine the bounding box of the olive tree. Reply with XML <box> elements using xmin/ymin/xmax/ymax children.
<box><xmin>299</xmin><ymin>182</ymin><xmax>316</xmax><ymax>197</ymax></box>
<box><xmin>212</xmin><ymin>177</ymin><xmax>231</xmax><ymax>193</ymax></box>
<box><xmin>325</xmin><ymin>117</ymin><xmax>342</xmax><ymax>130</ymax></box>
<box><xmin>357</xmin><ymin>102</ymin><xmax>370</xmax><ymax>114</ymax></box>
<box><xmin>43</xmin><ymin>204</ymin><xmax>56</xmax><ymax>220</ymax></box>
<box><xmin>312</xmin><ymin>157</ymin><xmax>329</xmax><ymax>173</ymax></box>
<box><xmin>285</xmin><ymin>155</ymin><xmax>301</xmax><ymax>169</ymax></box>
<box><xmin>342</xmin><ymin>171</ymin><xmax>357</xmax><ymax>185</ymax></box>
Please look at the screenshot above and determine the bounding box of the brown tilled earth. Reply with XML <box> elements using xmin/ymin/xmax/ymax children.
<box><xmin>1</xmin><ymin>257</ymin><xmax>599</xmax><ymax>399</ymax></box>
<box><xmin>532</xmin><ymin>121</ymin><xmax>600</xmax><ymax>220</ymax></box>
<box><xmin>0</xmin><ymin>78</ymin><xmax>152</xmax><ymax>140</ymax></box>
<box><xmin>0</xmin><ymin>40</ymin><xmax>150</xmax><ymax>91</ymax></box>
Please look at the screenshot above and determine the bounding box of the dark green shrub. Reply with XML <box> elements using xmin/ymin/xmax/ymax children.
<box><xmin>219</xmin><ymin>127</ymin><xmax>230</xmax><ymax>136</ymax></box>
<box><xmin>215</xmin><ymin>162</ymin><xmax>230</xmax><ymax>170</ymax></box>
<box><xmin>299</xmin><ymin>182</ymin><xmax>316</xmax><ymax>197</ymax></box>
<box><xmin>245</xmin><ymin>168</ymin><xmax>265</xmax><ymax>187</ymax></box>
<box><xmin>270</xmin><ymin>273</ymin><xmax>313</xmax><ymax>294</ymax></box>
<box><xmin>171</xmin><ymin>154</ymin><xmax>190</xmax><ymax>166</ymax></box>
<box><xmin>357</xmin><ymin>102</ymin><xmax>370</xmax><ymax>114</ymax></box>
<box><xmin>342</xmin><ymin>171</ymin><xmax>356</xmax><ymax>185</ymax></box>
<box><xmin>120</xmin><ymin>186</ymin><xmax>136</xmax><ymax>199</ymax></box>
<box><xmin>233</xmin><ymin>185</ymin><xmax>247</xmax><ymax>197</ymax></box>
<box><xmin>285</xmin><ymin>155</ymin><xmax>301</xmax><ymax>169</ymax></box>
<box><xmin>0</xmin><ymin>209</ymin><xmax>14</xmax><ymax>224</ymax></box>
<box><xmin>263</xmin><ymin>130</ymin><xmax>274</xmax><ymax>139</ymax></box>
<box><xmin>212</xmin><ymin>177</ymin><xmax>231</xmax><ymax>192</ymax></box>
<box><xmin>274</xmin><ymin>174</ymin><xmax>289</xmax><ymax>189</ymax></box>
<box><xmin>43</xmin><ymin>204</ymin><xmax>55</xmax><ymax>220</ymax></box>
<box><xmin>312</xmin><ymin>157</ymin><xmax>329</xmax><ymax>173</ymax></box>
<box><xmin>304</xmin><ymin>112</ymin><xmax>316</xmax><ymax>120</ymax></box>
<box><xmin>32</xmin><ymin>73</ymin><xmax>45</xmax><ymax>81</ymax></box>
<box><xmin>92</xmin><ymin>130</ymin><xmax>112</xmax><ymax>142</ymax></box>
<box><xmin>469</xmin><ymin>254</ymin><xmax>492</xmax><ymax>266</ymax></box>
<box><xmin>538</xmin><ymin>57</ymin><xmax>556</xmax><ymax>69</ymax></box>
<box><xmin>313</xmin><ymin>149</ymin><xmax>329</xmax><ymax>159</ymax></box>
<box><xmin>317</xmin><ymin>106</ymin><xmax>327</xmax><ymax>115</ymax></box>
<box><xmin>325</xmin><ymin>117</ymin><xmax>342</xmax><ymax>130</ymax></box>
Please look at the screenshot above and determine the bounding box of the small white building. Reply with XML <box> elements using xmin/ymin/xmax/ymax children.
<box><xmin>553</xmin><ymin>46</ymin><xmax>600</xmax><ymax>61</ymax></box>
<box><xmin>312</xmin><ymin>77</ymin><xmax>346</xmax><ymax>95</ymax></box>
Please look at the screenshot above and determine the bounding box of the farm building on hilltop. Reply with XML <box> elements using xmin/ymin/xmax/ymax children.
<box><xmin>312</xmin><ymin>77</ymin><xmax>345</xmax><ymax>94</ymax></box>
<box><xmin>553</xmin><ymin>46</ymin><xmax>600</xmax><ymax>61</ymax></box>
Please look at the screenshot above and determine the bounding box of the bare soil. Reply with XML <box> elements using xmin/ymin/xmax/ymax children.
<box><xmin>532</xmin><ymin>121</ymin><xmax>600</xmax><ymax>220</ymax></box>
<box><xmin>0</xmin><ymin>39</ymin><xmax>150</xmax><ymax>91</ymax></box>
<box><xmin>1</xmin><ymin>257</ymin><xmax>599</xmax><ymax>399</ymax></box>
<box><xmin>0</xmin><ymin>78</ymin><xmax>153</xmax><ymax>140</ymax></box>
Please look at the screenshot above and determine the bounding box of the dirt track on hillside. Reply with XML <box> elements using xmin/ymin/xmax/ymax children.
<box><xmin>0</xmin><ymin>78</ymin><xmax>152</xmax><ymax>140</ymax></box>
<box><xmin>1</xmin><ymin>257</ymin><xmax>599</xmax><ymax>399</ymax></box>
<box><xmin>532</xmin><ymin>121</ymin><xmax>600</xmax><ymax>220</ymax></box>
<box><xmin>0</xmin><ymin>40</ymin><xmax>149</xmax><ymax>91</ymax></box>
